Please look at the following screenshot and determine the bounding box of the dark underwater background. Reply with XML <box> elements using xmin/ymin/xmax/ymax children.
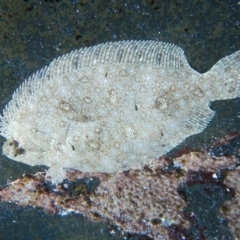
<box><xmin>0</xmin><ymin>0</ymin><xmax>240</xmax><ymax>239</ymax></box>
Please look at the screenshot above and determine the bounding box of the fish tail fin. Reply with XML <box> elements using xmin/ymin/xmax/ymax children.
<box><xmin>203</xmin><ymin>50</ymin><xmax>240</xmax><ymax>101</ymax></box>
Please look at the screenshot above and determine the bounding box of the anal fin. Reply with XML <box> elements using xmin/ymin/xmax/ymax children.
<box><xmin>182</xmin><ymin>104</ymin><xmax>215</xmax><ymax>135</ymax></box>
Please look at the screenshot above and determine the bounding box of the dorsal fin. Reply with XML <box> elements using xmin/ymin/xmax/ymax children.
<box><xmin>0</xmin><ymin>40</ymin><xmax>190</xmax><ymax>137</ymax></box>
<box><xmin>46</xmin><ymin>40</ymin><xmax>191</xmax><ymax>79</ymax></box>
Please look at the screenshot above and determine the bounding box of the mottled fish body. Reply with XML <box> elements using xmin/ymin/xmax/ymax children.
<box><xmin>0</xmin><ymin>41</ymin><xmax>239</xmax><ymax>183</ymax></box>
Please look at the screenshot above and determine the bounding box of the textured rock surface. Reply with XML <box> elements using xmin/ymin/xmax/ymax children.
<box><xmin>0</xmin><ymin>142</ymin><xmax>239</xmax><ymax>239</ymax></box>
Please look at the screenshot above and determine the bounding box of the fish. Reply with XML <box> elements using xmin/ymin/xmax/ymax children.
<box><xmin>0</xmin><ymin>40</ymin><xmax>239</xmax><ymax>183</ymax></box>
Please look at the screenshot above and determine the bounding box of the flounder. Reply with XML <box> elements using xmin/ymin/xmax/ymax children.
<box><xmin>0</xmin><ymin>41</ymin><xmax>239</xmax><ymax>183</ymax></box>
